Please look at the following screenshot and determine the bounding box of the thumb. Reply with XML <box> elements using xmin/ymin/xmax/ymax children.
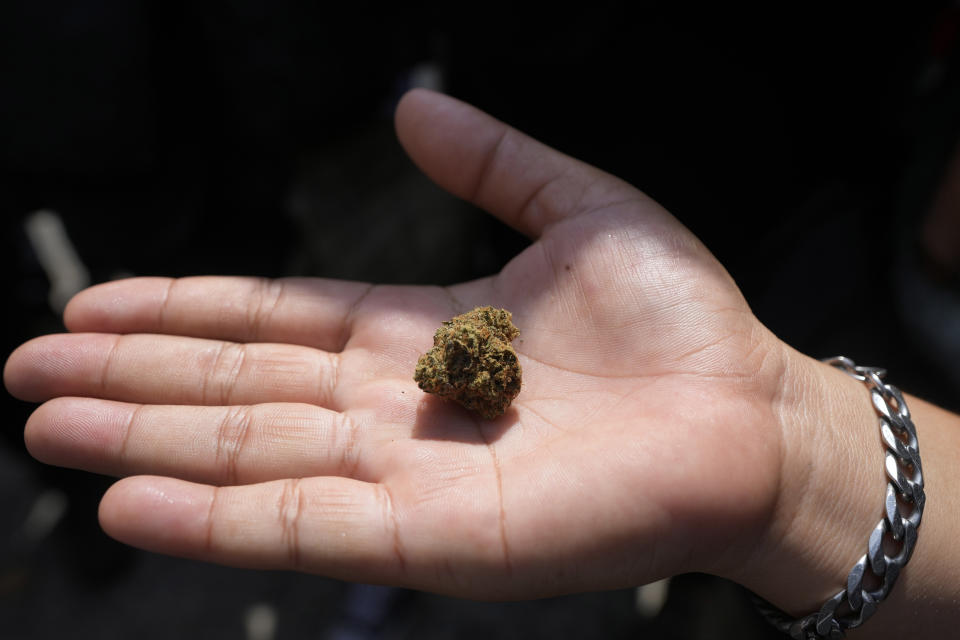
<box><xmin>394</xmin><ymin>89</ymin><xmax>643</xmax><ymax>239</ymax></box>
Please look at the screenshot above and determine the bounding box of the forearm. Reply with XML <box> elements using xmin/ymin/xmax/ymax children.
<box><xmin>737</xmin><ymin>348</ymin><xmax>960</xmax><ymax>638</ymax></box>
<box><xmin>853</xmin><ymin>393</ymin><xmax>960</xmax><ymax>637</ymax></box>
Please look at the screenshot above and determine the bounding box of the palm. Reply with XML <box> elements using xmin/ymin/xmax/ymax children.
<box><xmin>5</xmin><ymin>90</ymin><xmax>786</xmax><ymax>598</ymax></box>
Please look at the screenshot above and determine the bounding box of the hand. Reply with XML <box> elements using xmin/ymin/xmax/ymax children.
<box><xmin>5</xmin><ymin>89</ymin><xmax>796</xmax><ymax>599</ymax></box>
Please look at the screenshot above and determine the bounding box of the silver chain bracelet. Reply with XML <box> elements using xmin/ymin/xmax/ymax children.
<box><xmin>754</xmin><ymin>356</ymin><xmax>925</xmax><ymax>639</ymax></box>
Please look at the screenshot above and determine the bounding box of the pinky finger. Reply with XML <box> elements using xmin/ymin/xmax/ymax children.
<box><xmin>99</xmin><ymin>475</ymin><xmax>404</xmax><ymax>583</ymax></box>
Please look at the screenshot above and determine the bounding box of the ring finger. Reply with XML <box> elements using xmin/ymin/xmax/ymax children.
<box><xmin>25</xmin><ymin>396</ymin><xmax>400</xmax><ymax>485</ymax></box>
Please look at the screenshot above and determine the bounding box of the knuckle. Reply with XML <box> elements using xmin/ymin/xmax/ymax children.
<box><xmin>247</xmin><ymin>278</ymin><xmax>285</xmax><ymax>341</ymax></box>
<box><xmin>118</xmin><ymin>404</ymin><xmax>147</xmax><ymax>466</ymax></box>
<box><xmin>100</xmin><ymin>335</ymin><xmax>124</xmax><ymax>394</ymax></box>
<box><xmin>317</xmin><ymin>351</ymin><xmax>341</xmax><ymax>408</ymax></box>
<box><xmin>204</xmin><ymin>342</ymin><xmax>247</xmax><ymax>405</ymax></box>
<box><xmin>204</xmin><ymin>485</ymin><xmax>221</xmax><ymax>554</ymax></box>
<box><xmin>156</xmin><ymin>278</ymin><xmax>178</xmax><ymax>332</ymax></box>
<box><xmin>376</xmin><ymin>484</ymin><xmax>406</xmax><ymax>576</ymax></box>
<box><xmin>331</xmin><ymin>411</ymin><xmax>361</xmax><ymax>477</ymax></box>
<box><xmin>277</xmin><ymin>478</ymin><xmax>304</xmax><ymax>569</ymax></box>
<box><xmin>214</xmin><ymin>405</ymin><xmax>254</xmax><ymax>484</ymax></box>
<box><xmin>470</xmin><ymin>127</ymin><xmax>511</xmax><ymax>203</ymax></box>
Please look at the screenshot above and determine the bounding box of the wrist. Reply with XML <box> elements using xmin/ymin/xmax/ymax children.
<box><xmin>734</xmin><ymin>349</ymin><xmax>960</xmax><ymax>639</ymax></box>
<box><xmin>730</xmin><ymin>348</ymin><xmax>884</xmax><ymax>617</ymax></box>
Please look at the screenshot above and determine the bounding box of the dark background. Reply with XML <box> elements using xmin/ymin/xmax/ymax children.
<box><xmin>2</xmin><ymin>3</ymin><xmax>959</xmax><ymax>638</ymax></box>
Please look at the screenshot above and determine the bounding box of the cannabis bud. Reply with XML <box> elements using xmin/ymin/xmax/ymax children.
<box><xmin>414</xmin><ymin>306</ymin><xmax>522</xmax><ymax>420</ymax></box>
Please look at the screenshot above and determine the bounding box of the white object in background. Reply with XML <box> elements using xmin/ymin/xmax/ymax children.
<box><xmin>24</xmin><ymin>209</ymin><xmax>91</xmax><ymax>314</ymax></box>
<box><xmin>18</xmin><ymin>488</ymin><xmax>68</xmax><ymax>544</ymax></box>
<box><xmin>407</xmin><ymin>61</ymin><xmax>444</xmax><ymax>93</ymax></box>
<box><xmin>244</xmin><ymin>602</ymin><xmax>278</xmax><ymax>640</ymax></box>
<box><xmin>635</xmin><ymin>577</ymin><xmax>671</xmax><ymax>618</ymax></box>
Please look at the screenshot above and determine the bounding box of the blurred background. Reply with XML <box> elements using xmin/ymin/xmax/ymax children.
<box><xmin>2</xmin><ymin>2</ymin><xmax>959</xmax><ymax>638</ymax></box>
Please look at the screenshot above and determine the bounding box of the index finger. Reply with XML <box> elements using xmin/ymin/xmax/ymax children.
<box><xmin>64</xmin><ymin>276</ymin><xmax>376</xmax><ymax>351</ymax></box>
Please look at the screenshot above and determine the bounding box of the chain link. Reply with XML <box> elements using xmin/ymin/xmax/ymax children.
<box><xmin>754</xmin><ymin>356</ymin><xmax>925</xmax><ymax>639</ymax></box>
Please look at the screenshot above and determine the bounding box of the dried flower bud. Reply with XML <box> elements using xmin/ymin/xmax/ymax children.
<box><xmin>414</xmin><ymin>306</ymin><xmax>522</xmax><ymax>419</ymax></box>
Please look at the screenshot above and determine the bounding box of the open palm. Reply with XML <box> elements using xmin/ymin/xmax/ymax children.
<box><xmin>5</xmin><ymin>89</ymin><xmax>790</xmax><ymax>599</ymax></box>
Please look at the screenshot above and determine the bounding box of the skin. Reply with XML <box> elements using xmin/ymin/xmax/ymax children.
<box><xmin>5</xmin><ymin>89</ymin><xmax>960</xmax><ymax>636</ymax></box>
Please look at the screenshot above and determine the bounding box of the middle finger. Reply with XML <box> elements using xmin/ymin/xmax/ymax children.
<box><xmin>25</xmin><ymin>396</ymin><xmax>398</xmax><ymax>485</ymax></box>
<box><xmin>7</xmin><ymin>332</ymin><xmax>341</xmax><ymax>407</ymax></box>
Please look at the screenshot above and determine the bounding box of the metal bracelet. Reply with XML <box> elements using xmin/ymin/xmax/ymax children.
<box><xmin>754</xmin><ymin>356</ymin><xmax>925</xmax><ymax>639</ymax></box>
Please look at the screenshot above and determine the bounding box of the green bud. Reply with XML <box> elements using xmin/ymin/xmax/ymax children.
<box><xmin>414</xmin><ymin>306</ymin><xmax>522</xmax><ymax>420</ymax></box>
